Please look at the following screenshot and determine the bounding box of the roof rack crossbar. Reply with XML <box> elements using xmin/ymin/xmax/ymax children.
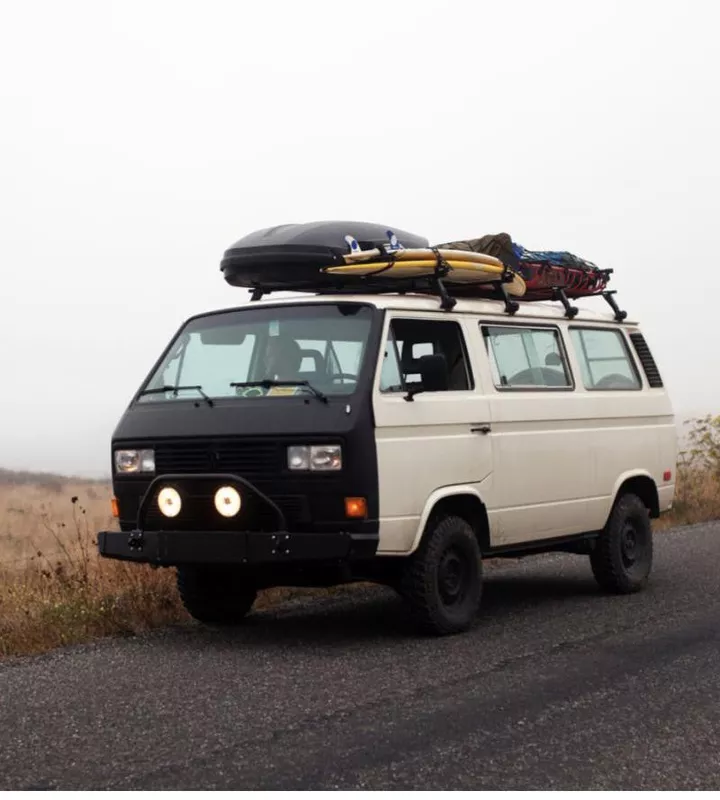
<box><xmin>250</xmin><ymin>287</ymin><xmax>266</xmax><ymax>302</ymax></box>
<box><xmin>240</xmin><ymin>272</ymin><xmax>629</xmax><ymax>323</ymax></box>
<box><xmin>552</xmin><ymin>287</ymin><xmax>579</xmax><ymax>319</ymax></box>
<box><xmin>428</xmin><ymin>247</ymin><xmax>457</xmax><ymax>311</ymax></box>
<box><xmin>432</xmin><ymin>275</ymin><xmax>457</xmax><ymax>311</ymax></box>
<box><xmin>492</xmin><ymin>280</ymin><xmax>520</xmax><ymax>315</ymax></box>
<box><xmin>601</xmin><ymin>290</ymin><xmax>628</xmax><ymax>323</ymax></box>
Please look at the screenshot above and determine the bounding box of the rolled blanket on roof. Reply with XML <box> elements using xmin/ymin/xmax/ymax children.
<box><xmin>434</xmin><ymin>233</ymin><xmax>521</xmax><ymax>272</ymax></box>
<box><xmin>433</xmin><ymin>233</ymin><xmax>609</xmax><ymax>300</ymax></box>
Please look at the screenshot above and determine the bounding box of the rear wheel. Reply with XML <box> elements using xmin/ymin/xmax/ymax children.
<box><xmin>401</xmin><ymin>514</ymin><xmax>483</xmax><ymax>635</ymax></box>
<box><xmin>176</xmin><ymin>565</ymin><xmax>257</xmax><ymax>625</ymax></box>
<box><xmin>590</xmin><ymin>493</ymin><xmax>653</xmax><ymax>593</ymax></box>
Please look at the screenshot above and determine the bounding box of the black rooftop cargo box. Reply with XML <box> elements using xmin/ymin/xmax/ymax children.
<box><xmin>220</xmin><ymin>220</ymin><xmax>428</xmax><ymax>290</ymax></box>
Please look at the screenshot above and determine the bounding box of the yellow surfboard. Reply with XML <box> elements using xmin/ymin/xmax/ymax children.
<box><xmin>343</xmin><ymin>246</ymin><xmax>504</xmax><ymax>269</ymax></box>
<box><xmin>326</xmin><ymin>259</ymin><xmax>526</xmax><ymax>297</ymax></box>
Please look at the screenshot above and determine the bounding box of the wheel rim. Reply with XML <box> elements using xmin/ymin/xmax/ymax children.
<box><xmin>438</xmin><ymin>548</ymin><xmax>469</xmax><ymax>607</ymax></box>
<box><xmin>620</xmin><ymin>522</ymin><xmax>639</xmax><ymax>567</ymax></box>
<box><xmin>618</xmin><ymin>517</ymin><xmax>650</xmax><ymax>578</ymax></box>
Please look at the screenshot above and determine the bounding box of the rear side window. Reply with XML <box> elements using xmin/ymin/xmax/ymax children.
<box><xmin>569</xmin><ymin>328</ymin><xmax>641</xmax><ymax>390</ymax></box>
<box><xmin>482</xmin><ymin>325</ymin><xmax>572</xmax><ymax>389</ymax></box>
<box><xmin>379</xmin><ymin>318</ymin><xmax>473</xmax><ymax>393</ymax></box>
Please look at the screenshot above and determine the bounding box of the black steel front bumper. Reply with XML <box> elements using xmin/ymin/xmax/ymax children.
<box><xmin>97</xmin><ymin>529</ymin><xmax>378</xmax><ymax>566</ymax></box>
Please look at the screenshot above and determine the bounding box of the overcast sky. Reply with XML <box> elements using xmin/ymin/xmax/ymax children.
<box><xmin>2</xmin><ymin>0</ymin><xmax>718</xmax><ymax>476</ymax></box>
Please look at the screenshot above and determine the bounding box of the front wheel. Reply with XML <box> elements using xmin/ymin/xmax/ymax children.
<box><xmin>590</xmin><ymin>493</ymin><xmax>653</xmax><ymax>593</ymax></box>
<box><xmin>401</xmin><ymin>514</ymin><xmax>483</xmax><ymax>635</ymax></box>
<box><xmin>176</xmin><ymin>565</ymin><xmax>258</xmax><ymax>625</ymax></box>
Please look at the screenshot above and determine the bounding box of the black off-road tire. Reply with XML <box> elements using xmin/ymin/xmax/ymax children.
<box><xmin>401</xmin><ymin>514</ymin><xmax>483</xmax><ymax>636</ymax></box>
<box><xmin>176</xmin><ymin>565</ymin><xmax>258</xmax><ymax>625</ymax></box>
<box><xmin>590</xmin><ymin>492</ymin><xmax>653</xmax><ymax>594</ymax></box>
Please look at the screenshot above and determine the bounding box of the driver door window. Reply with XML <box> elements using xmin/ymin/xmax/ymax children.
<box><xmin>379</xmin><ymin>318</ymin><xmax>473</xmax><ymax>394</ymax></box>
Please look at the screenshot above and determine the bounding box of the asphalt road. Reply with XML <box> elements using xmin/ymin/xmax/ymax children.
<box><xmin>1</xmin><ymin>523</ymin><xmax>719</xmax><ymax>790</ymax></box>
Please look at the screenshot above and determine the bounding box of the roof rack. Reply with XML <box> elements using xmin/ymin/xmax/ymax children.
<box><xmin>246</xmin><ymin>266</ymin><xmax>628</xmax><ymax>322</ymax></box>
<box><xmin>223</xmin><ymin>221</ymin><xmax>629</xmax><ymax>321</ymax></box>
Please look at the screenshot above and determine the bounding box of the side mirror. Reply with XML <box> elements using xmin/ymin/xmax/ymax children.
<box><xmin>404</xmin><ymin>353</ymin><xmax>449</xmax><ymax>400</ymax></box>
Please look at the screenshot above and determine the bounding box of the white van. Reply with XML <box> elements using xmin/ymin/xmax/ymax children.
<box><xmin>100</xmin><ymin>217</ymin><xmax>678</xmax><ymax>635</ymax></box>
<box><xmin>99</xmin><ymin>286</ymin><xmax>676</xmax><ymax>636</ymax></box>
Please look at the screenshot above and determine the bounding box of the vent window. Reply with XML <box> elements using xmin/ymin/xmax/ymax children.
<box><xmin>629</xmin><ymin>332</ymin><xmax>664</xmax><ymax>388</ymax></box>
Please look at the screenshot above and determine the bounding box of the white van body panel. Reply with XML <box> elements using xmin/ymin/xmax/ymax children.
<box><xmin>483</xmin><ymin>382</ymin><xmax>675</xmax><ymax>544</ymax></box>
<box><xmin>366</xmin><ymin>294</ymin><xmax>676</xmax><ymax>556</ymax></box>
<box><xmin>372</xmin><ymin>312</ymin><xmax>493</xmax><ymax>554</ymax></box>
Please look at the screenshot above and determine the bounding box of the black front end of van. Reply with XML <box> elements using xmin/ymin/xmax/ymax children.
<box><xmin>97</xmin><ymin>300</ymin><xmax>383</xmax><ymax>579</ymax></box>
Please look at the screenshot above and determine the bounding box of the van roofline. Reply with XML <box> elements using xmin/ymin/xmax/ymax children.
<box><xmin>184</xmin><ymin>292</ymin><xmax>638</xmax><ymax>326</ymax></box>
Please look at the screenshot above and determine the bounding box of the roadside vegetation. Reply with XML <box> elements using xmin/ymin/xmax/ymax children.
<box><xmin>654</xmin><ymin>414</ymin><xmax>720</xmax><ymax>530</ymax></box>
<box><xmin>1</xmin><ymin>416</ymin><xmax>719</xmax><ymax>657</ymax></box>
<box><xmin>0</xmin><ymin>477</ymin><xmax>341</xmax><ymax>657</ymax></box>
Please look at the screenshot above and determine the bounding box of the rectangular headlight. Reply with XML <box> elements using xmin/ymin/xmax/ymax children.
<box><xmin>114</xmin><ymin>448</ymin><xmax>155</xmax><ymax>474</ymax></box>
<box><xmin>287</xmin><ymin>445</ymin><xmax>342</xmax><ymax>471</ymax></box>
<box><xmin>309</xmin><ymin>445</ymin><xmax>342</xmax><ymax>471</ymax></box>
<box><xmin>287</xmin><ymin>446</ymin><xmax>310</xmax><ymax>471</ymax></box>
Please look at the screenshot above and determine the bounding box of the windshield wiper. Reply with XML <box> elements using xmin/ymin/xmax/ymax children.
<box><xmin>138</xmin><ymin>385</ymin><xmax>214</xmax><ymax>407</ymax></box>
<box><xmin>230</xmin><ymin>379</ymin><xmax>328</xmax><ymax>404</ymax></box>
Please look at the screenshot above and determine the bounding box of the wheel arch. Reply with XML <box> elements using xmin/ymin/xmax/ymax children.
<box><xmin>608</xmin><ymin>471</ymin><xmax>660</xmax><ymax>522</ymax></box>
<box><xmin>408</xmin><ymin>486</ymin><xmax>490</xmax><ymax>556</ymax></box>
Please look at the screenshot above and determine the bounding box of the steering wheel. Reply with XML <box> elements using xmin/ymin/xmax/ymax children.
<box><xmin>507</xmin><ymin>367</ymin><xmax>568</xmax><ymax>387</ymax></box>
<box><xmin>594</xmin><ymin>373</ymin><xmax>637</xmax><ymax>390</ymax></box>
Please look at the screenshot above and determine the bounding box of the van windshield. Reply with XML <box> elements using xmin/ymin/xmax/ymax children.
<box><xmin>137</xmin><ymin>303</ymin><xmax>375</xmax><ymax>403</ymax></box>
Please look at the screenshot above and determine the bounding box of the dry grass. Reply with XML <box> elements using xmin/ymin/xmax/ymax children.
<box><xmin>0</xmin><ymin>478</ymin><xmax>115</xmax><ymax>567</ymax></box>
<box><xmin>655</xmin><ymin>465</ymin><xmax>720</xmax><ymax>530</ymax></box>
<box><xmin>656</xmin><ymin>414</ymin><xmax>720</xmax><ymax>530</ymax></box>
<box><xmin>0</xmin><ymin>478</ymin><xmax>346</xmax><ymax>658</ymax></box>
<box><xmin>2</xmin><ymin>419</ymin><xmax>720</xmax><ymax>658</ymax></box>
<box><xmin>0</xmin><ymin>481</ymin><xmax>187</xmax><ymax>657</ymax></box>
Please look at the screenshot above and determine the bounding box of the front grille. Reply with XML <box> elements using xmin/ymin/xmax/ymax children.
<box><xmin>118</xmin><ymin>438</ymin><xmax>346</xmax><ymax>533</ymax></box>
<box><xmin>154</xmin><ymin>439</ymin><xmax>281</xmax><ymax>477</ymax></box>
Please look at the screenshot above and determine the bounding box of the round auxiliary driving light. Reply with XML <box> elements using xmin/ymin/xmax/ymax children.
<box><xmin>157</xmin><ymin>486</ymin><xmax>182</xmax><ymax>518</ymax></box>
<box><xmin>214</xmin><ymin>486</ymin><xmax>242</xmax><ymax>518</ymax></box>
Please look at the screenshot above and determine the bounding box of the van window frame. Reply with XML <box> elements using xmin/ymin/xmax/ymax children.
<box><xmin>568</xmin><ymin>324</ymin><xmax>643</xmax><ymax>392</ymax></box>
<box><xmin>479</xmin><ymin>321</ymin><xmax>575</xmax><ymax>392</ymax></box>
<box><xmin>379</xmin><ymin>314</ymin><xmax>475</xmax><ymax>395</ymax></box>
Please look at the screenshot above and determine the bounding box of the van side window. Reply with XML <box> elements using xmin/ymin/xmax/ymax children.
<box><xmin>380</xmin><ymin>318</ymin><xmax>473</xmax><ymax>393</ymax></box>
<box><xmin>569</xmin><ymin>328</ymin><xmax>641</xmax><ymax>390</ymax></box>
<box><xmin>482</xmin><ymin>325</ymin><xmax>572</xmax><ymax>389</ymax></box>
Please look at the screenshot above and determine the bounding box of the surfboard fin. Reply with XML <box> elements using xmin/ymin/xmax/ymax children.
<box><xmin>344</xmin><ymin>234</ymin><xmax>361</xmax><ymax>254</ymax></box>
<box><xmin>383</xmin><ymin>230</ymin><xmax>405</xmax><ymax>253</ymax></box>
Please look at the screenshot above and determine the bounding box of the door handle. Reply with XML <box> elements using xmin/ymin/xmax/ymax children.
<box><xmin>471</xmin><ymin>424</ymin><xmax>492</xmax><ymax>434</ymax></box>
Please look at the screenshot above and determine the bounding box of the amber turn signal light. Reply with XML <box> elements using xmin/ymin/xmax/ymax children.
<box><xmin>345</xmin><ymin>497</ymin><xmax>367</xmax><ymax>519</ymax></box>
<box><xmin>110</xmin><ymin>497</ymin><xmax>120</xmax><ymax>518</ymax></box>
